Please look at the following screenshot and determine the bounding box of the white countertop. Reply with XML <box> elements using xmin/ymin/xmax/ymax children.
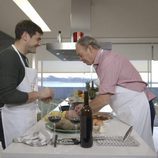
<box><xmin>1</xmin><ymin>117</ymin><xmax>157</xmax><ymax>158</ymax></box>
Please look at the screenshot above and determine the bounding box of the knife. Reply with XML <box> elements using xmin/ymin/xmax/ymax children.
<box><xmin>123</xmin><ymin>126</ymin><xmax>133</xmax><ymax>141</ymax></box>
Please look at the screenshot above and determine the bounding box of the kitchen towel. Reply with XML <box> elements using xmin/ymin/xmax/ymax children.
<box><xmin>13</xmin><ymin>128</ymin><xmax>53</xmax><ymax>147</ymax></box>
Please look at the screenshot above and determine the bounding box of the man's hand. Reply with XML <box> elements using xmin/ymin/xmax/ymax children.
<box><xmin>65</xmin><ymin>110</ymin><xmax>78</xmax><ymax>119</ymax></box>
<box><xmin>74</xmin><ymin>104</ymin><xmax>83</xmax><ymax>115</ymax></box>
<box><xmin>39</xmin><ymin>87</ymin><xmax>54</xmax><ymax>100</ymax></box>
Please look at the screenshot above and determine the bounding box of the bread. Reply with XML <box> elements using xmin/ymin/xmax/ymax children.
<box><xmin>56</xmin><ymin>118</ymin><xmax>80</xmax><ymax>130</ymax></box>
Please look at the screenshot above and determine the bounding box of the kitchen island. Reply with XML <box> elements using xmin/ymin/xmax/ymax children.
<box><xmin>1</xmin><ymin>116</ymin><xmax>157</xmax><ymax>158</ymax></box>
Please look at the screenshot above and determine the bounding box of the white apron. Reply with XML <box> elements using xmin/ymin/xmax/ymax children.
<box><xmin>110</xmin><ymin>86</ymin><xmax>155</xmax><ymax>150</ymax></box>
<box><xmin>1</xmin><ymin>45</ymin><xmax>38</xmax><ymax>147</ymax></box>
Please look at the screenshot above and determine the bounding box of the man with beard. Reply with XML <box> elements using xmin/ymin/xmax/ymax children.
<box><xmin>0</xmin><ymin>20</ymin><xmax>54</xmax><ymax>148</ymax></box>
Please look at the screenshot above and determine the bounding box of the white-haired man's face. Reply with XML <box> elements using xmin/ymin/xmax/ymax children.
<box><xmin>76</xmin><ymin>44</ymin><xmax>95</xmax><ymax>65</ymax></box>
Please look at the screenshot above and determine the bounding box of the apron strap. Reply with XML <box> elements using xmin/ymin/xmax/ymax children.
<box><xmin>11</xmin><ymin>44</ymin><xmax>26</xmax><ymax>68</ymax></box>
<box><xmin>0</xmin><ymin>110</ymin><xmax>6</xmax><ymax>149</ymax></box>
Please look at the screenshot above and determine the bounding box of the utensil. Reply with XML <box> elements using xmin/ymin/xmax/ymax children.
<box><xmin>54</xmin><ymin>134</ymin><xmax>58</xmax><ymax>147</ymax></box>
<box><xmin>123</xmin><ymin>126</ymin><xmax>133</xmax><ymax>141</ymax></box>
<box><xmin>57</xmin><ymin>138</ymin><xmax>80</xmax><ymax>145</ymax></box>
<box><xmin>93</xmin><ymin>126</ymin><xmax>133</xmax><ymax>142</ymax></box>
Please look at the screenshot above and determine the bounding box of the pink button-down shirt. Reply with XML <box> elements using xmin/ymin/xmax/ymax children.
<box><xmin>93</xmin><ymin>49</ymin><xmax>156</xmax><ymax>101</ymax></box>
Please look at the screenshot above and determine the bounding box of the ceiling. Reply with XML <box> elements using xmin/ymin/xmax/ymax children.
<box><xmin>0</xmin><ymin>0</ymin><xmax>73</xmax><ymax>60</ymax></box>
<box><xmin>1</xmin><ymin>0</ymin><xmax>158</xmax><ymax>61</ymax></box>
<box><xmin>1</xmin><ymin>0</ymin><xmax>158</xmax><ymax>40</ymax></box>
<box><xmin>0</xmin><ymin>0</ymin><xmax>112</xmax><ymax>60</ymax></box>
<box><xmin>0</xmin><ymin>0</ymin><xmax>72</xmax><ymax>40</ymax></box>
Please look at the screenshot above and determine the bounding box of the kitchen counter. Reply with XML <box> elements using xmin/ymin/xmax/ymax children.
<box><xmin>1</xmin><ymin>117</ymin><xmax>157</xmax><ymax>158</ymax></box>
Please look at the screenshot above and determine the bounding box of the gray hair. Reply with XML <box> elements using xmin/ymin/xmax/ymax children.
<box><xmin>77</xmin><ymin>36</ymin><xmax>101</xmax><ymax>49</ymax></box>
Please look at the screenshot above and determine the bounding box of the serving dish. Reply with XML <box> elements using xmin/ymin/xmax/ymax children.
<box><xmin>46</xmin><ymin>122</ymin><xmax>80</xmax><ymax>133</ymax></box>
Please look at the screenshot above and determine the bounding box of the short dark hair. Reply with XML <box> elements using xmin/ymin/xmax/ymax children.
<box><xmin>15</xmin><ymin>20</ymin><xmax>43</xmax><ymax>40</ymax></box>
<box><xmin>77</xmin><ymin>36</ymin><xmax>101</xmax><ymax>49</ymax></box>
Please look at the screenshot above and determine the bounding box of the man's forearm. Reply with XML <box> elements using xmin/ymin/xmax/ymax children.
<box><xmin>27</xmin><ymin>87</ymin><xmax>53</xmax><ymax>103</ymax></box>
<box><xmin>90</xmin><ymin>94</ymin><xmax>111</xmax><ymax>114</ymax></box>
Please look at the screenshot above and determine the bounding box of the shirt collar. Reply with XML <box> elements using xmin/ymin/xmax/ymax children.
<box><xmin>93</xmin><ymin>49</ymin><xmax>104</xmax><ymax>66</ymax></box>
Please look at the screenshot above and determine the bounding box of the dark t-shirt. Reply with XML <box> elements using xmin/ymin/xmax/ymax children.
<box><xmin>0</xmin><ymin>45</ymin><xmax>28</xmax><ymax>107</ymax></box>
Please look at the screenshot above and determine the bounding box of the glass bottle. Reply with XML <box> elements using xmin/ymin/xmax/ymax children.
<box><xmin>80</xmin><ymin>91</ymin><xmax>93</xmax><ymax>148</ymax></box>
<box><xmin>57</xmin><ymin>30</ymin><xmax>62</xmax><ymax>42</ymax></box>
<box><xmin>89</xmin><ymin>81</ymin><xmax>96</xmax><ymax>100</ymax></box>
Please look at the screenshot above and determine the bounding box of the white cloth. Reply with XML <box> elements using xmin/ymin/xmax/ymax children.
<box><xmin>1</xmin><ymin>45</ymin><xmax>38</xmax><ymax>147</ymax></box>
<box><xmin>13</xmin><ymin>129</ymin><xmax>53</xmax><ymax>147</ymax></box>
<box><xmin>110</xmin><ymin>86</ymin><xmax>155</xmax><ymax>150</ymax></box>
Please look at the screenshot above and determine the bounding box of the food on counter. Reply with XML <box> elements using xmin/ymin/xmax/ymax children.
<box><xmin>45</xmin><ymin>110</ymin><xmax>112</xmax><ymax>131</ymax></box>
<box><xmin>68</xmin><ymin>90</ymin><xmax>84</xmax><ymax>103</ymax></box>
<box><xmin>56</xmin><ymin>118</ymin><xmax>80</xmax><ymax>130</ymax></box>
<box><xmin>45</xmin><ymin>111</ymin><xmax>80</xmax><ymax>130</ymax></box>
<box><xmin>77</xmin><ymin>90</ymin><xmax>84</xmax><ymax>97</ymax></box>
<box><xmin>93</xmin><ymin>112</ymin><xmax>112</xmax><ymax>120</ymax></box>
<box><xmin>93</xmin><ymin>118</ymin><xmax>103</xmax><ymax>126</ymax></box>
<box><xmin>47</xmin><ymin>117</ymin><xmax>80</xmax><ymax>130</ymax></box>
<box><xmin>93</xmin><ymin>124</ymin><xmax>101</xmax><ymax>133</ymax></box>
<box><xmin>92</xmin><ymin>112</ymin><xmax>112</xmax><ymax>126</ymax></box>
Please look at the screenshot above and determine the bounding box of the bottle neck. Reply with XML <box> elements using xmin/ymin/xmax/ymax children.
<box><xmin>58</xmin><ymin>31</ymin><xmax>62</xmax><ymax>42</ymax></box>
<box><xmin>91</xmin><ymin>81</ymin><xmax>94</xmax><ymax>88</ymax></box>
<box><xmin>84</xmin><ymin>91</ymin><xmax>89</xmax><ymax>106</ymax></box>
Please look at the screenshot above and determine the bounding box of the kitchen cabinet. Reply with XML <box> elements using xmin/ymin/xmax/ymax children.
<box><xmin>153</xmin><ymin>45</ymin><xmax>158</xmax><ymax>60</ymax></box>
<box><xmin>112</xmin><ymin>44</ymin><xmax>152</xmax><ymax>60</ymax></box>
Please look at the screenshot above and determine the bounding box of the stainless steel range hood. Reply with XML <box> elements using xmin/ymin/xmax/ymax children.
<box><xmin>46</xmin><ymin>42</ymin><xmax>112</xmax><ymax>61</ymax></box>
<box><xmin>46</xmin><ymin>0</ymin><xmax>112</xmax><ymax>61</ymax></box>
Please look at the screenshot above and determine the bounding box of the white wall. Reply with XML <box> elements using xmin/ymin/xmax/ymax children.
<box><xmin>91</xmin><ymin>0</ymin><xmax>158</xmax><ymax>38</ymax></box>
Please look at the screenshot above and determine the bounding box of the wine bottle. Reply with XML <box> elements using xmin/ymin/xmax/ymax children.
<box><xmin>80</xmin><ymin>91</ymin><xmax>93</xmax><ymax>148</ymax></box>
<box><xmin>85</xmin><ymin>82</ymin><xmax>90</xmax><ymax>92</ymax></box>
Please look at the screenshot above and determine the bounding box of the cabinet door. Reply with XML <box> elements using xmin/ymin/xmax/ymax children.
<box><xmin>153</xmin><ymin>45</ymin><xmax>158</xmax><ymax>60</ymax></box>
<box><xmin>112</xmin><ymin>44</ymin><xmax>152</xmax><ymax>60</ymax></box>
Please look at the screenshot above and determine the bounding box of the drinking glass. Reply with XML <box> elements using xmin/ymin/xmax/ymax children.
<box><xmin>68</xmin><ymin>103</ymin><xmax>80</xmax><ymax>134</ymax></box>
<box><xmin>31</xmin><ymin>82</ymin><xmax>41</xmax><ymax>121</ymax></box>
<box><xmin>48</xmin><ymin>110</ymin><xmax>62</xmax><ymax>134</ymax></box>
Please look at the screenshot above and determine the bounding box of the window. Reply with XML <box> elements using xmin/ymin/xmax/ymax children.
<box><xmin>37</xmin><ymin>60</ymin><xmax>158</xmax><ymax>100</ymax></box>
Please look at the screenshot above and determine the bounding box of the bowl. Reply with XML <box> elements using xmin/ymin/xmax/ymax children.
<box><xmin>60</xmin><ymin>105</ymin><xmax>70</xmax><ymax>111</ymax></box>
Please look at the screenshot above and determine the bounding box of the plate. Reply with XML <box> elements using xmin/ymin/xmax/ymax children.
<box><xmin>45</xmin><ymin>122</ymin><xmax>80</xmax><ymax>133</ymax></box>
